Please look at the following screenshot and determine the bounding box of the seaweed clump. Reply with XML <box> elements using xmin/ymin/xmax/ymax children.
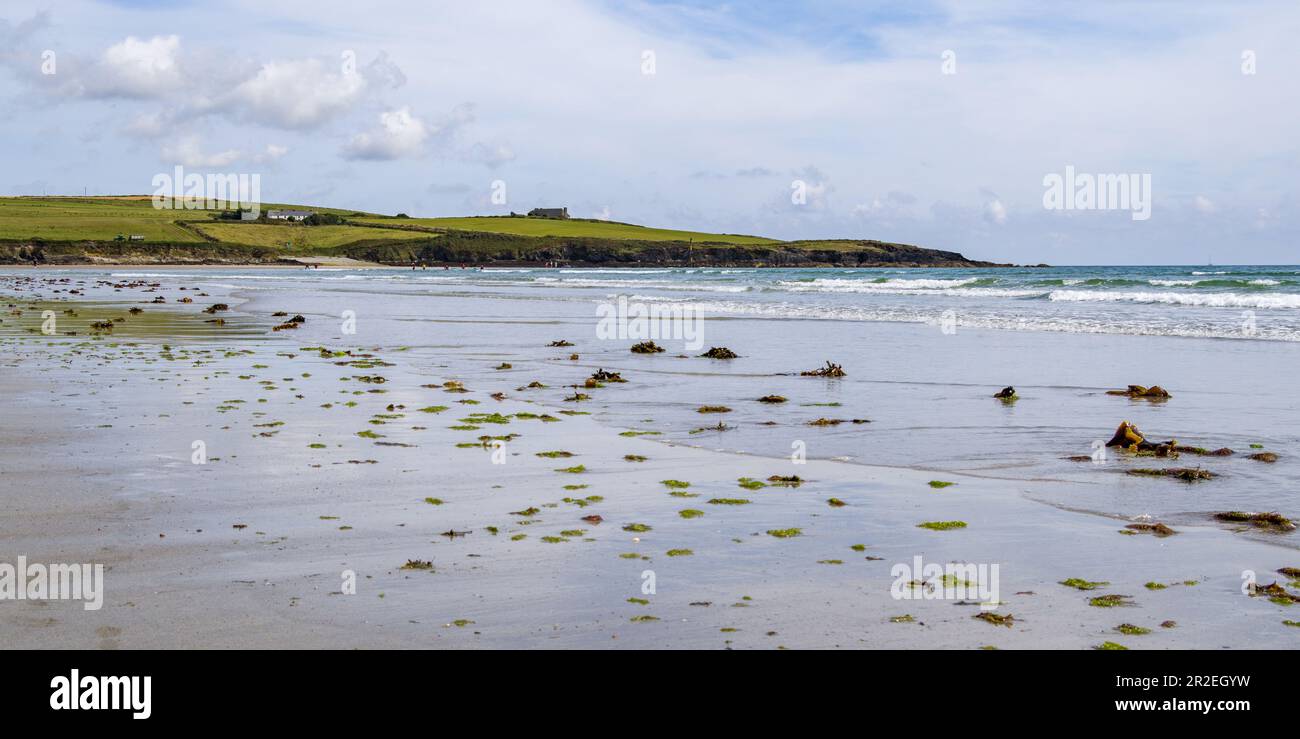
<box><xmin>1213</xmin><ymin>511</ymin><xmax>1296</xmax><ymax>532</ymax></box>
<box><xmin>699</xmin><ymin>347</ymin><xmax>738</xmax><ymax>359</ymax></box>
<box><xmin>590</xmin><ymin>368</ymin><xmax>626</xmax><ymax>383</ymax></box>
<box><xmin>1124</xmin><ymin>522</ymin><xmax>1178</xmax><ymax>537</ymax></box>
<box><xmin>1105</xmin><ymin>421</ymin><xmax>1177</xmax><ymax>454</ymax></box>
<box><xmin>1127</xmin><ymin>467</ymin><xmax>1215</xmax><ymax>482</ymax></box>
<box><xmin>992</xmin><ymin>386</ymin><xmax>1017</xmax><ymax>401</ymax></box>
<box><xmin>974</xmin><ymin>612</ymin><xmax>1015</xmax><ymax>627</ymax></box>
<box><xmin>801</xmin><ymin>361</ymin><xmax>845</xmax><ymax>377</ymax></box>
<box><xmin>630</xmin><ymin>341</ymin><xmax>664</xmax><ymax>354</ymax></box>
<box><xmin>1106</xmin><ymin>384</ymin><xmax>1171</xmax><ymax>399</ymax></box>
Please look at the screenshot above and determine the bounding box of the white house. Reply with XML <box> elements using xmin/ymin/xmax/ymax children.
<box><xmin>266</xmin><ymin>209</ymin><xmax>315</xmax><ymax>221</ymax></box>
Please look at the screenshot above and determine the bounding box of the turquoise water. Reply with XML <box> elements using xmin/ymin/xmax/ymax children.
<box><xmin>95</xmin><ymin>264</ymin><xmax>1300</xmax><ymax>341</ymax></box>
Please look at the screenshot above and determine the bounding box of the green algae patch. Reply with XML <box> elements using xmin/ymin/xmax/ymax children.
<box><xmin>423</xmin><ymin>497</ymin><xmax>444</xmax><ymax>506</ymax></box>
<box><xmin>917</xmin><ymin>521</ymin><xmax>967</xmax><ymax>531</ymax></box>
<box><xmin>629</xmin><ymin>615</ymin><xmax>660</xmax><ymax>623</ymax></box>
<box><xmin>766</xmin><ymin>528</ymin><xmax>802</xmax><ymax>539</ymax></box>
<box><xmin>1095</xmin><ymin>641</ymin><xmax>1128</xmax><ymax>651</ymax></box>
<box><xmin>737</xmin><ymin>477</ymin><xmax>767</xmax><ymax>490</ymax></box>
<box><xmin>536</xmin><ymin>450</ymin><xmax>575</xmax><ymax>458</ymax></box>
<box><xmin>619</xmin><ymin>430</ymin><xmax>660</xmax><ymax>437</ymax></box>
<box><xmin>928</xmin><ymin>480</ymin><xmax>956</xmax><ymax>489</ymax></box>
<box><xmin>461</xmin><ymin>412</ymin><xmax>511</xmax><ymax>425</ymax></box>
<box><xmin>850</xmin><ymin>544</ymin><xmax>867</xmax><ymax>552</ymax></box>
<box><xmin>623</xmin><ymin>523</ymin><xmax>652</xmax><ymax>533</ymax></box>
<box><xmin>417</xmin><ymin>406</ymin><xmax>449</xmax><ymax>414</ymax></box>
<box><xmin>400</xmin><ymin>560</ymin><xmax>433</xmax><ymax>571</ymax></box>
<box><xmin>1115</xmin><ymin>623</ymin><xmax>1151</xmax><ymax>635</ymax></box>
<box><xmin>1060</xmin><ymin>578</ymin><xmax>1109</xmax><ymax>591</ymax></box>
<box><xmin>510</xmin><ymin>534</ymin><xmax>527</xmax><ymax>541</ymax></box>
<box><xmin>540</xmin><ymin>536</ymin><xmax>568</xmax><ymax>544</ymax></box>
<box><xmin>666</xmin><ymin>549</ymin><xmax>693</xmax><ymax>557</ymax></box>
<box><xmin>889</xmin><ymin>615</ymin><xmax>915</xmax><ymax>623</ymax></box>
<box><xmin>1144</xmin><ymin>582</ymin><xmax>1168</xmax><ymax>590</ymax></box>
<box><xmin>619</xmin><ymin>553</ymin><xmax>644</xmax><ymax>560</ymax></box>
<box><xmin>708</xmin><ymin>498</ymin><xmax>751</xmax><ymax>505</ymax></box>
<box><xmin>678</xmin><ymin>509</ymin><xmax>704</xmax><ymax>519</ymax></box>
<box><xmin>661</xmin><ymin>479</ymin><xmax>691</xmax><ymax>489</ymax></box>
<box><xmin>559</xmin><ymin>529</ymin><xmax>586</xmax><ymax>537</ymax></box>
<box><xmin>624</xmin><ymin>454</ymin><xmax>647</xmax><ymax>462</ymax></box>
<box><xmin>356</xmin><ymin>430</ymin><xmax>383</xmax><ymax>439</ymax></box>
<box><xmin>308</xmin><ymin>443</ymin><xmax>327</xmax><ymax>449</ymax></box>
<box><xmin>827</xmin><ymin>498</ymin><xmax>846</xmax><ymax>508</ymax></box>
<box><xmin>1089</xmin><ymin>594</ymin><xmax>1134</xmax><ymax>608</ymax></box>
<box><xmin>627</xmin><ymin>597</ymin><xmax>649</xmax><ymax>605</ymax></box>
<box><xmin>697</xmin><ymin>405</ymin><xmax>732</xmax><ymax>413</ymax></box>
<box><xmin>818</xmin><ymin>559</ymin><xmax>844</xmax><ymax>565</ymax></box>
<box><xmin>555</xmin><ymin>464</ymin><xmax>587</xmax><ymax>473</ymax></box>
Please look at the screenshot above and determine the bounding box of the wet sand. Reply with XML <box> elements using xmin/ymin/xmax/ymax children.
<box><xmin>2</xmin><ymin>271</ymin><xmax>1298</xmax><ymax>649</ymax></box>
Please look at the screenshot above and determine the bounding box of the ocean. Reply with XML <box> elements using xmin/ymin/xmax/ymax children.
<box><xmin>103</xmin><ymin>264</ymin><xmax>1300</xmax><ymax>341</ymax></box>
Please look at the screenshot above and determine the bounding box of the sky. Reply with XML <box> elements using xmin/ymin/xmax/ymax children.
<box><xmin>0</xmin><ymin>0</ymin><xmax>1297</xmax><ymax>265</ymax></box>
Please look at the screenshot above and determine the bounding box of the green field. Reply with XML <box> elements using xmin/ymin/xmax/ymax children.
<box><xmin>349</xmin><ymin>215</ymin><xmax>780</xmax><ymax>244</ymax></box>
<box><xmin>0</xmin><ymin>197</ymin><xmax>209</xmax><ymax>242</ymax></box>
<box><xmin>0</xmin><ymin>197</ymin><xmax>380</xmax><ymax>243</ymax></box>
<box><xmin>190</xmin><ymin>222</ymin><xmax>434</xmax><ymax>249</ymax></box>
<box><xmin>0</xmin><ymin>197</ymin><xmax>776</xmax><ymax>246</ymax></box>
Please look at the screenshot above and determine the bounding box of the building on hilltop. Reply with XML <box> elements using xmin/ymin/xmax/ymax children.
<box><xmin>527</xmin><ymin>207</ymin><xmax>569</xmax><ymax>219</ymax></box>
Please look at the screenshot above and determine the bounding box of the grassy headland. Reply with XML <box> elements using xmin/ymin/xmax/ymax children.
<box><xmin>0</xmin><ymin>196</ymin><xmax>1001</xmax><ymax>267</ymax></box>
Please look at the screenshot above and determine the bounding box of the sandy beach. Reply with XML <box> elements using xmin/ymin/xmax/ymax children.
<box><xmin>1</xmin><ymin>266</ymin><xmax>1297</xmax><ymax>650</ymax></box>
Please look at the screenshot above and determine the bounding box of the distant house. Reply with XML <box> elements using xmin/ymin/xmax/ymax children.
<box><xmin>527</xmin><ymin>207</ymin><xmax>569</xmax><ymax>219</ymax></box>
<box><xmin>129</xmin><ymin>234</ymin><xmax>145</xmax><ymax>241</ymax></box>
<box><xmin>267</xmin><ymin>209</ymin><xmax>315</xmax><ymax>221</ymax></box>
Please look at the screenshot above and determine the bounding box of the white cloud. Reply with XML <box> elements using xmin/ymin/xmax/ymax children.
<box><xmin>121</xmin><ymin>110</ymin><xmax>174</xmax><ymax>138</ymax></box>
<box><xmin>253</xmin><ymin>144</ymin><xmax>289</xmax><ymax>163</ymax></box>
<box><xmin>223</xmin><ymin>59</ymin><xmax>366</xmax><ymax>129</ymax></box>
<box><xmin>343</xmin><ymin>107</ymin><xmax>429</xmax><ymax>160</ymax></box>
<box><xmin>160</xmin><ymin>136</ymin><xmax>242</xmax><ymax>167</ymax></box>
<box><xmin>465</xmin><ymin>141</ymin><xmax>516</xmax><ymax>168</ymax></box>
<box><xmin>1194</xmin><ymin>195</ymin><xmax>1216</xmax><ymax>214</ymax></box>
<box><xmin>985</xmin><ymin>199</ymin><xmax>1008</xmax><ymax>225</ymax></box>
<box><xmin>94</xmin><ymin>35</ymin><xmax>184</xmax><ymax>98</ymax></box>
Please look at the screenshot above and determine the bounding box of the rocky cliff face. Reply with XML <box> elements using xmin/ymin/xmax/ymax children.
<box><xmin>333</xmin><ymin>231</ymin><xmax>1003</xmax><ymax>267</ymax></box>
<box><xmin>0</xmin><ymin>232</ymin><xmax>1001</xmax><ymax>268</ymax></box>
